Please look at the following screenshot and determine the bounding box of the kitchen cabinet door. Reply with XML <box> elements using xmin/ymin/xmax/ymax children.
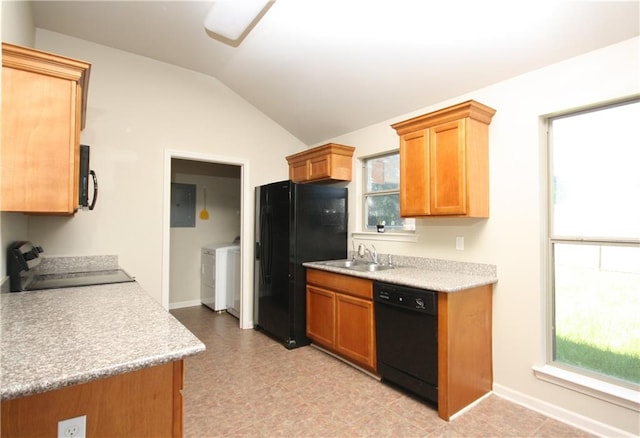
<box><xmin>429</xmin><ymin>119</ymin><xmax>467</xmax><ymax>215</ymax></box>
<box><xmin>306</xmin><ymin>285</ymin><xmax>335</xmax><ymax>348</ymax></box>
<box><xmin>1</xmin><ymin>43</ymin><xmax>90</xmax><ymax>214</ymax></box>
<box><xmin>335</xmin><ymin>293</ymin><xmax>376</xmax><ymax>371</ymax></box>
<box><xmin>399</xmin><ymin>129</ymin><xmax>430</xmax><ymax>216</ymax></box>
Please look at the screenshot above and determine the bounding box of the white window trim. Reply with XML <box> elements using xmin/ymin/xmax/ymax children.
<box><xmin>351</xmin><ymin>231</ymin><xmax>418</xmax><ymax>243</ymax></box>
<box><xmin>360</xmin><ymin>150</ymin><xmax>416</xmax><ymax>235</ymax></box>
<box><xmin>538</xmin><ymin>97</ymin><xmax>640</xmax><ymax>411</ymax></box>
<box><xmin>533</xmin><ymin>364</ymin><xmax>640</xmax><ymax>412</ymax></box>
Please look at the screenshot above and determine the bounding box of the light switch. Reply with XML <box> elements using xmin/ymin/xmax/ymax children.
<box><xmin>456</xmin><ymin>236</ymin><xmax>464</xmax><ymax>250</ymax></box>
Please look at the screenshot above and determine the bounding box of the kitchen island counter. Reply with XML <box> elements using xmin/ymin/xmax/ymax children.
<box><xmin>0</xmin><ymin>281</ymin><xmax>205</xmax><ymax>401</ymax></box>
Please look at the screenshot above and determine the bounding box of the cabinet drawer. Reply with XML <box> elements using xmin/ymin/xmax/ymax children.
<box><xmin>307</xmin><ymin>269</ymin><xmax>372</xmax><ymax>300</ymax></box>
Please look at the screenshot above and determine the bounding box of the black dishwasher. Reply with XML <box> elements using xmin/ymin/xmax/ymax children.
<box><xmin>374</xmin><ymin>281</ymin><xmax>438</xmax><ymax>405</ymax></box>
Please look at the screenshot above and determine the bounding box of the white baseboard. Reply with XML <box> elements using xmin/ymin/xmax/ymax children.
<box><xmin>493</xmin><ymin>383</ymin><xmax>636</xmax><ymax>437</ymax></box>
<box><xmin>168</xmin><ymin>299</ymin><xmax>202</xmax><ymax>310</ymax></box>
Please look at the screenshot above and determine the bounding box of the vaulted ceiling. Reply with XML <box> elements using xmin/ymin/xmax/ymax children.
<box><xmin>31</xmin><ymin>1</ymin><xmax>640</xmax><ymax>145</ymax></box>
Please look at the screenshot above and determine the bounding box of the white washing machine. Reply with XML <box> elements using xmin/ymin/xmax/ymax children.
<box><xmin>201</xmin><ymin>242</ymin><xmax>240</xmax><ymax>311</ymax></box>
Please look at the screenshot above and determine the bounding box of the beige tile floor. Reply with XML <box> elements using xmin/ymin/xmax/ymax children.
<box><xmin>171</xmin><ymin>306</ymin><xmax>594</xmax><ymax>437</ymax></box>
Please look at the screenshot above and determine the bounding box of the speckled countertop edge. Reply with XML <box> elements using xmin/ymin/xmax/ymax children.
<box><xmin>1</xmin><ymin>281</ymin><xmax>205</xmax><ymax>401</ymax></box>
<box><xmin>304</xmin><ymin>255</ymin><xmax>497</xmax><ymax>292</ymax></box>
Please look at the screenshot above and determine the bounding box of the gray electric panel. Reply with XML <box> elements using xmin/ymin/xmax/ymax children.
<box><xmin>170</xmin><ymin>183</ymin><xmax>196</xmax><ymax>227</ymax></box>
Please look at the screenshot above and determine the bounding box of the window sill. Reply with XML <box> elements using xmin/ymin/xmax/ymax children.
<box><xmin>351</xmin><ymin>231</ymin><xmax>418</xmax><ymax>243</ymax></box>
<box><xmin>532</xmin><ymin>364</ymin><xmax>639</xmax><ymax>412</ymax></box>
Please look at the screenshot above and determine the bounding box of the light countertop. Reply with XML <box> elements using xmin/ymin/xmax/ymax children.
<box><xmin>1</xmin><ymin>281</ymin><xmax>205</xmax><ymax>401</ymax></box>
<box><xmin>304</xmin><ymin>255</ymin><xmax>497</xmax><ymax>292</ymax></box>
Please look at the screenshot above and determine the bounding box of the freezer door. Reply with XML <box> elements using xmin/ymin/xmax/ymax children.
<box><xmin>292</xmin><ymin>183</ymin><xmax>348</xmax><ymax>264</ymax></box>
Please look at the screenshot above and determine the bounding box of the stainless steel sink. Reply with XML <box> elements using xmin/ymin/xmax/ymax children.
<box><xmin>321</xmin><ymin>259</ymin><xmax>363</xmax><ymax>268</ymax></box>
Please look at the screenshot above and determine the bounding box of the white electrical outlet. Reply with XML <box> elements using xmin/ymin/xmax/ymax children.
<box><xmin>58</xmin><ymin>415</ymin><xmax>86</xmax><ymax>438</ymax></box>
<box><xmin>456</xmin><ymin>236</ymin><xmax>464</xmax><ymax>250</ymax></box>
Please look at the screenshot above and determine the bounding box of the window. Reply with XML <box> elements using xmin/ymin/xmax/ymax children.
<box><xmin>547</xmin><ymin>98</ymin><xmax>640</xmax><ymax>389</ymax></box>
<box><xmin>362</xmin><ymin>152</ymin><xmax>415</xmax><ymax>232</ymax></box>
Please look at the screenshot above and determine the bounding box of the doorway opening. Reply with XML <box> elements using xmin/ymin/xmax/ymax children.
<box><xmin>162</xmin><ymin>150</ymin><xmax>252</xmax><ymax>329</ymax></box>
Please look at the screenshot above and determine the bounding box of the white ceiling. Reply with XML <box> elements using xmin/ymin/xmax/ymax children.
<box><xmin>31</xmin><ymin>1</ymin><xmax>640</xmax><ymax>145</ymax></box>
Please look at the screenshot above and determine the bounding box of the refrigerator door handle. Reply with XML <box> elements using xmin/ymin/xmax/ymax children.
<box><xmin>259</xmin><ymin>208</ymin><xmax>272</xmax><ymax>286</ymax></box>
<box><xmin>263</xmin><ymin>211</ymin><xmax>272</xmax><ymax>285</ymax></box>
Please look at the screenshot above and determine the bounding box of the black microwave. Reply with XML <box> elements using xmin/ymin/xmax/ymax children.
<box><xmin>79</xmin><ymin>144</ymin><xmax>98</xmax><ymax>210</ymax></box>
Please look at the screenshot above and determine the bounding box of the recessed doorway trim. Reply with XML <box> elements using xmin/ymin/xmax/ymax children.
<box><xmin>162</xmin><ymin>149</ymin><xmax>252</xmax><ymax>329</ymax></box>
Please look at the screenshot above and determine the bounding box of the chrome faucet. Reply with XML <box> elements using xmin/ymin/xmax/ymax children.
<box><xmin>357</xmin><ymin>243</ymin><xmax>378</xmax><ymax>264</ymax></box>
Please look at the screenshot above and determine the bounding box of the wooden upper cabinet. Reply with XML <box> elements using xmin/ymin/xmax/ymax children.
<box><xmin>286</xmin><ymin>143</ymin><xmax>355</xmax><ymax>183</ymax></box>
<box><xmin>1</xmin><ymin>42</ymin><xmax>91</xmax><ymax>214</ymax></box>
<box><xmin>392</xmin><ymin>100</ymin><xmax>495</xmax><ymax>218</ymax></box>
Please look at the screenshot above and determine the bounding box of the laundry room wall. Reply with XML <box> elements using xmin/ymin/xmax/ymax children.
<box><xmin>169</xmin><ymin>159</ymin><xmax>241</xmax><ymax>308</ymax></box>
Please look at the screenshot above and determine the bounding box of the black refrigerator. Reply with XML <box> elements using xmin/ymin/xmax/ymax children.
<box><xmin>254</xmin><ymin>180</ymin><xmax>348</xmax><ymax>349</ymax></box>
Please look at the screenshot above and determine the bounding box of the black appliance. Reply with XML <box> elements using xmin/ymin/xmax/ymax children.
<box><xmin>7</xmin><ymin>241</ymin><xmax>134</xmax><ymax>292</ymax></box>
<box><xmin>254</xmin><ymin>180</ymin><xmax>347</xmax><ymax>349</ymax></box>
<box><xmin>79</xmin><ymin>144</ymin><xmax>98</xmax><ymax>210</ymax></box>
<box><xmin>374</xmin><ymin>281</ymin><xmax>439</xmax><ymax>405</ymax></box>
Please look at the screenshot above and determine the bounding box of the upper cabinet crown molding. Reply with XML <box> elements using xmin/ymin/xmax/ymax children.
<box><xmin>391</xmin><ymin>100</ymin><xmax>496</xmax><ymax>218</ymax></box>
<box><xmin>391</xmin><ymin>100</ymin><xmax>496</xmax><ymax>134</ymax></box>
<box><xmin>2</xmin><ymin>42</ymin><xmax>91</xmax><ymax>129</ymax></box>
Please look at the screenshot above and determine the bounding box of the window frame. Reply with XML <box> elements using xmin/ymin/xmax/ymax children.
<box><xmin>537</xmin><ymin>96</ymin><xmax>640</xmax><ymax>409</ymax></box>
<box><xmin>361</xmin><ymin>150</ymin><xmax>415</xmax><ymax>234</ymax></box>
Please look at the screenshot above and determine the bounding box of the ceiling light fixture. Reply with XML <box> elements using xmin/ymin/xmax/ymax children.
<box><xmin>204</xmin><ymin>0</ymin><xmax>274</xmax><ymax>46</ymax></box>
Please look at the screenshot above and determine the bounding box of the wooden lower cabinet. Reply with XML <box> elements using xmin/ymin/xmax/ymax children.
<box><xmin>306</xmin><ymin>269</ymin><xmax>376</xmax><ymax>373</ymax></box>
<box><xmin>1</xmin><ymin>360</ymin><xmax>184</xmax><ymax>438</ymax></box>
<box><xmin>307</xmin><ymin>268</ymin><xmax>493</xmax><ymax>421</ymax></box>
<box><xmin>438</xmin><ymin>285</ymin><xmax>493</xmax><ymax>420</ymax></box>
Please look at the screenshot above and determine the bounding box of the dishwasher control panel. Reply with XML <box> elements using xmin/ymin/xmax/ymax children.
<box><xmin>373</xmin><ymin>282</ymin><xmax>437</xmax><ymax>315</ymax></box>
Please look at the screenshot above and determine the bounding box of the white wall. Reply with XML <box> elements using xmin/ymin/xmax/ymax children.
<box><xmin>327</xmin><ymin>37</ymin><xmax>639</xmax><ymax>435</ymax></box>
<box><xmin>1</xmin><ymin>1</ymin><xmax>34</xmax><ymax>47</ymax></box>
<box><xmin>10</xmin><ymin>30</ymin><xmax>304</xmax><ymax>300</ymax></box>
